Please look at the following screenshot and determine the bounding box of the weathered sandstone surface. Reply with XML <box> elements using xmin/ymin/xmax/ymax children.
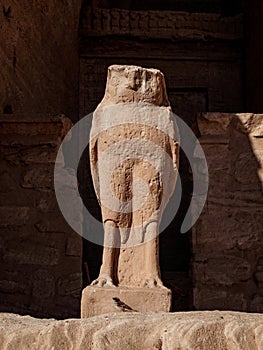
<box><xmin>0</xmin><ymin>0</ymin><xmax>81</xmax><ymax>120</ymax></box>
<box><xmin>0</xmin><ymin>311</ymin><xmax>262</xmax><ymax>349</ymax></box>
<box><xmin>84</xmin><ymin>65</ymin><xmax>178</xmax><ymax>316</ymax></box>
<box><xmin>193</xmin><ymin>113</ymin><xmax>263</xmax><ymax>312</ymax></box>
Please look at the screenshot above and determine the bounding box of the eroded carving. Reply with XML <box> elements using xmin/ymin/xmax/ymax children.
<box><xmin>89</xmin><ymin>65</ymin><xmax>179</xmax><ymax>288</ymax></box>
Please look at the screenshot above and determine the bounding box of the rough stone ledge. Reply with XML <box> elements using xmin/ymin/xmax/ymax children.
<box><xmin>0</xmin><ymin>311</ymin><xmax>262</xmax><ymax>349</ymax></box>
<box><xmin>197</xmin><ymin>112</ymin><xmax>263</xmax><ymax>137</ymax></box>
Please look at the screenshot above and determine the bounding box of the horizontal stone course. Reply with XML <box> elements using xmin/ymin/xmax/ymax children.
<box><xmin>0</xmin><ymin>114</ymin><xmax>82</xmax><ymax>318</ymax></box>
<box><xmin>194</xmin><ymin>256</ymin><xmax>251</xmax><ymax>286</ymax></box>
<box><xmin>3</xmin><ymin>243</ymin><xmax>60</xmax><ymax>266</ymax></box>
<box><xmin>0</xmin><ymin>206</ymin><xmax>30</xmax><ymax>227</ymax></box>
<box><xmin>193</xmin><ymin>113</ymin><xmax>263</xmax><ymax>311</ymax></box>
<box><xmin>81</xmin><ymin>8</ymin><xmax>243</xmax><ymax>41</ymax></box>
<box><xmin>21</xmin><ymin>166</ymin><xmax>54</xmax><ymax>189</ymax></box>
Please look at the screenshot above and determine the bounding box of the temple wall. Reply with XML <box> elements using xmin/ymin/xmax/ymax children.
<box><xmin>0</xmin><ymin>115</ymin><xmax>82</xmax><ymax>318</ymax></box>
<box><xmin>0</xmin><ymin>0</ymin><xmax>82</xmax><ymax>121</ymax></box>
<box><xmin>0</xmin><ymin>0</ymin><xmax>262</xmax><ymax>317</ymax></box>
<box><xmin>193</xmin><ymin>113</ymin><xmax>263</xmax><ymax>312</ymax></box>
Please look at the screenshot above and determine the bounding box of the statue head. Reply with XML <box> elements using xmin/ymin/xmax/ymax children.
<box><xmin>101</xmin><ymin>65</ymin><xmax>170</xmax><ymax>107</ymax></box>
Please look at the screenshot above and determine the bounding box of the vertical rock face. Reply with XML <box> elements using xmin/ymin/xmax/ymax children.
<box><xmin>0</xmin><ymin>115</ymin><xmax>82</xmax><ymax>318</ymax></box>
<box><xmin>82</xmin><ymin>65</ymin><xmax>179</xmax><ymax>315</ymax></box>
<box><xmin>192</xmin><ymin>113</ymin><xmax>263</xmax><ymax>312</ymax></box>
<box><xmin>0</xmin><ymin>0</ymin><xmax>82</xmax><ymax>120</ymax></box>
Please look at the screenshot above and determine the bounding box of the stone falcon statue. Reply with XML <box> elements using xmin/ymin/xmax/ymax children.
<box><xmin>89</xmin><ymin>65</ymin><xmax>179</xmax><ymax>288</ymax></box>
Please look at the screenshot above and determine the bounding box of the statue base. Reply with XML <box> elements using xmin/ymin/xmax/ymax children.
<box><xmin>81</xmin><ymin>285</ymin><xmax>172</xmax><ymax>317</ymax></box>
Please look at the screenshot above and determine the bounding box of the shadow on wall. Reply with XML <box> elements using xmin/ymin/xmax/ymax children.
<box><xmin>0</xmin><ymin>115</ymin><xmax>82</xmax><ymax>319</ymax></box>
<box><xmin>192</xmin><ymin>113</ymin><xmax>263</xmax><ymax>312</ymax></box>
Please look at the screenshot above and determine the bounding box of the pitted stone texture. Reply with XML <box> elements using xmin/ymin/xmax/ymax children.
<box><xmin>193</xmin><ymin>113</ymin><xmax>263</xmax><ymax>312</ymax></box>
<box><xmin>98</xmin><ymin>65</ymin><xmax>170</xmax><ymax>107</ymax></box>
<box><xmin>0</xmin><ymin>312</ymin><xmax>263</xmax><ymax>350</ymax></box>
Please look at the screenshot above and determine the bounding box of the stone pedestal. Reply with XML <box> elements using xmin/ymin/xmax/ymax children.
<box><xmin>81</xmin><ymin>286</ymin><xmax>172</xmax><ymax>317</ymax></box>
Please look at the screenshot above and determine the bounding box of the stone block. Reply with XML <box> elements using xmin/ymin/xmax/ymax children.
<box><xmin>58</xmin><ymin>273</ymin><xmax>82</xmax><ymax>298</ymax></box>
<box><xmin>0</xmin><ymin>121</ymin><xmax>61</xmax><ymax>136</ymax></box>
<box><xmin>250</xmin><ymin>294</ymin><xmax>263</xmax><ymax>313</ymax></box>
<box><xmin>198</xmin><ymin>113</ymin><xmax>263</xmax><ymax>139</ymax></box>
<box><xmin>21</xmin><ymin>166</ymin><xmax>54</xmax><ymax>189</ymax></box>
<box><xmin>193</xmin><ymin>288</ymin><xmax>248</xmax><ymax>311</ymax></box>
<box><xmin>198</xmin><ymin>113</ymin><xmax>234</xmax><ymax>136</ymax></box>
<box><xmin>194</xmin><ymin>256</ymin><xmax>251</xmax><ymax>286</ymax></box>
<box><xmin>81</xmin><ymin>286</ymin><xmax>171</xmax><ymax>317</ymax></box>
<box><xmin>194</xmin><ymin>210</ymin><xmax>263</xmax><ymax>252</ymax></box>
<box><xmin>0</xmin><ymin>170</ymin><xmax>17</xmax><ymax>193</ymax></box>
<box><xmin>65</xmin><ymin>234</ymin><xmax>82</xmax><ymax>257</ymax></box>
<box><xmin>0</xmin><ymin>280</ymin><xmax>30</xmax><ymax>295</ymax></box>
<box><xmin>254</xmin><ymin>272</ymin><xmax>263</xmax><ymax>284</ymax></box>
<box><xmin>34</xmin><ymin>215</ymin><xmax>71</xmax><ymax>233</ymax></box>
<box><xmin>5</xmin><ymin>146</ymin><xmax>57</xmax><ymax>164</ymax></box>
<box><xmin>36</xmin><ymin>192</ymin><xmax>58</xmax><ymax>213</ymax></box>
<box><xmin>256</xmin><ymin>257</ymin><xmax>263</xmax><ymax>271</ymax></box>
<box><xmin>0</xmin><ymin>206</ymin><xmax>29</xmax><ymax>227</ymax></box>
<box><xmin>32</xmin><ymin>270</ymin><xmax>55</xmax><ymax>299</ymax></box>
<box><xmin>234</xmin><ymin>151</ymin><xmax>261</xmax><ymax>188</ymax></box>
<box><xmin>3</xmin><ymin>243</ymin><xmax>59</xmax><ymax>266</ymax></box>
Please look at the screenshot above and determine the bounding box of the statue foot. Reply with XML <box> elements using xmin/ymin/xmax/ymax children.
<box><xmin>90</xmin><ymin>275</ymin><xmax>116</xmax><ymax>287</ymax></box>
<box><xmin>142</xmin><ymin>276</ymin><xmax>165</xmax><ymax>288</ymax></box>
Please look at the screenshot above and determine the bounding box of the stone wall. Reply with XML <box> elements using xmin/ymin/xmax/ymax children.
<box><xmin>79</xmin><ymin>8</ymin><xmax>244</xmax><ymax>119</ymax></box>
<box><xmin>80</xmin><ymin>7</ymin><xmax>243</xmax><ymax>40</ymax></box>
<box><xmin>0</xmin><ymin>0</ymin><xmax>82</xmax><ymax>121</ymax></box>
<box><xmin>0</xmin><ymin>0</ymin><xmax>83</xmax><ymax>318</ymax></box>
<box><xmin>0</xmin><ymin>115</ymin><xmax>82</xmax><ymax>318</ymax></box>
<box><xmin>192</xmin><ymin>113</ymin><xmax>263</xmax><ymax>312</ymax></box>
<box><xmin>0</xmin><ymin>0</ymin><xmax>262</xmax><ymax>317</ymax></box>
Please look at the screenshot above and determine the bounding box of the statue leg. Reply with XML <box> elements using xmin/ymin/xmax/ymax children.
<box><xmin>91</xmin><ymin>220</ymin><xmax>120</xmax><ymax>287</ymax></box>
<box><xmin>119</xmin><ymin>227</ymin><xmax>130</xmax><ymax>244</ymax></box>
<box><xmin>142</xmin><ymin>221</ymin><xmax>164</xmax><ymax>288</ymax></box>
